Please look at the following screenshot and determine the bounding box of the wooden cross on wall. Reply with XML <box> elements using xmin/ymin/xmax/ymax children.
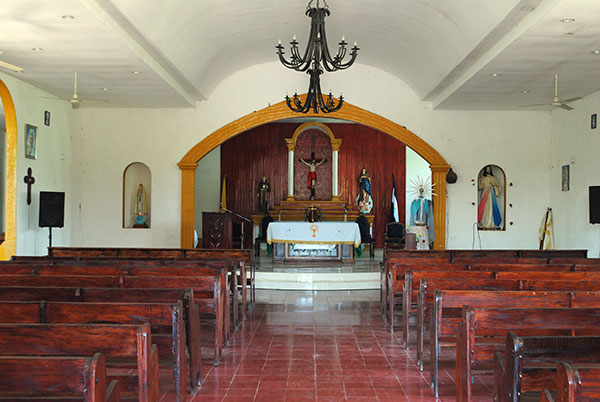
<box><xmin>23</xmin><ymin>167</ymin><xmax>35</xmax><ymax>205</ymax></box>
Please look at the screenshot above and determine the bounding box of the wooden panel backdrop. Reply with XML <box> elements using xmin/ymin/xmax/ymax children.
<box><xmin>220</xmin><ymin>123</ymin><xmax>406</xmax><ymax>248</ymax></box>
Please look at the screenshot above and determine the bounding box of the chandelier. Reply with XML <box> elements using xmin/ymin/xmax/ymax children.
<box><xmin>276</xmin><ymin>0</ymin><xmax>359</xmax><ymax>113</ymax></box>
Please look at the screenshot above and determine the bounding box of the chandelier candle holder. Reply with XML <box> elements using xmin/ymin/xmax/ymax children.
<box><xmin>276</xmin><ymin>0</ymin><xmax>359</xmax><ymax>113</ymax></box>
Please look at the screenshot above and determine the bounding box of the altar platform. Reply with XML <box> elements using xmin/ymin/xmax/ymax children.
<box><xmin>254</xmin><ymin>248</ymin><xmax>381</xmax><ymax>290</ymax></box>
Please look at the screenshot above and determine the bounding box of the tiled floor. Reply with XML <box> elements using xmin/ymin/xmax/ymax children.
<box><xmin>162</xmin><ymin>288</ymin><xmax>494</xmax><ymax>401</ymax></box>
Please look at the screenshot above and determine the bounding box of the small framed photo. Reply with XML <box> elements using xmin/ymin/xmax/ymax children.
<box><xmin>592</xmin><ymin>114</ymin><xmax>597</xmax><ymax>130</ymax></box>
<box><xmin>44</xmin><ymin>111</ymin><xmax>50</xmax><ymax>126</ymax></box>
<box><xmin>561</xmin><ymin>164</ymin><xmax>570</xmax><ymax>191</ymax></box>
<box><xmin>25</xmin><ymin>124</ymin><xmax>37</xmax><ymax>160</ymax></box>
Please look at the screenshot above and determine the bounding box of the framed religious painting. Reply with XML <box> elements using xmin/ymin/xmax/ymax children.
<box><xmin>561</xmin><ymin>165</ymin><xmax>570</xmax><ymax>191</ymax></box>
<box><xmin>24</xmin><ymin>124</ymin><xmax>37</xmax><ymax>160</ymax></box>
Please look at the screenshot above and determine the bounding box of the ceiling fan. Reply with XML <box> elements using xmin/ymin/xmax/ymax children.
<box><xmin>68</xmin><ymin>72</ymin><xmax>108</xmax><ymax>109</ymax></box>
<box><xmin>0</xmin><ymin>51</ymin><xmax>24</xmax><ymax>72</ymax></box>
<box><xmin>521</xmin><ymin>74</ymin><xmax>581</xmax><ymax>111</ymax></box>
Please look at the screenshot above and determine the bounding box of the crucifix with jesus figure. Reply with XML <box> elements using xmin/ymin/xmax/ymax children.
<box><xmin>299</xmin><ymin>152</ymin><xmax>327</xmax><ymax>200</ymax></box>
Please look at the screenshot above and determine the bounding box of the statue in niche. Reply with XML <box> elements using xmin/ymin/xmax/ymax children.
<box><xmin>256</xmin><ymin>176</ymin><xmax>271</xmax><ymax>213</ymax></box>
<box><xmin>356</xmin><ymin>168</ymin><xmax>373</xmax><ymax>213</ymax></box>
<box><xmin>409</xmin><ymin>176</ymin><xmax>436</xmax><ymax>249</ymax></box>
<box><xmin>477</xmin><ymin>165</ymin><xmax>503</xmax><ymax>230</ymax></box>
<box><xmin>299</xmin><ymin>153</ymin><xmax>326</xmax><ymax>200</ymax></box>
<box><xmin>134</xmin><ymin>183</ymin><xmax>148</xmax><ymax>227</ymax></box>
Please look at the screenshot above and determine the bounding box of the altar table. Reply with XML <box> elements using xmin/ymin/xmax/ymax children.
<box><xmin>267</xmin><ymin>222</ymin><xmax>361</xmax><ymax>262</ymax></box>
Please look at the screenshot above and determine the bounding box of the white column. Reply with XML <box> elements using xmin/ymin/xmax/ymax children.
<box><xmin>288</xmin><ymin>150</ymin><xmax>294</xmax><ymax>197</ymax></box>
<box><xmin>332</xmin><ymin>150</ymin><xmax>339</xmax><ymax>197</ymax></box>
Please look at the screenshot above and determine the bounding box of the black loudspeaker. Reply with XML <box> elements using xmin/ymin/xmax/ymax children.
<box><xmin>590</xmin><ymin>186</ymin><xmax>600</xmax><ymax>224</ymax></box>
<box><xmin>39</xmin><ymin>191</ymin><xmax>65</xmax><ymax>228</ymax></box>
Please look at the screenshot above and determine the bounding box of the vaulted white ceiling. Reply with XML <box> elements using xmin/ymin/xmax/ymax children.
<box><xmin>0</xmin><ymin>0</ymin><xmax>599</xmax><ymax>110</ymax></box>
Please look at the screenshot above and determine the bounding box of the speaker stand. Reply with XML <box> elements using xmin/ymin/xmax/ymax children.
<box><xmin>48</xmin><ymin>227</ymin><xmax>53</xmax><ymax>249</ymax></box>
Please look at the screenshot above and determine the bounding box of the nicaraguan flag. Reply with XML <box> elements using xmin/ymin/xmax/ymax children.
<box><xmin>390</xmin><ymin>174</ymin><xmax>399</xmax><ymax>223</ymax></box>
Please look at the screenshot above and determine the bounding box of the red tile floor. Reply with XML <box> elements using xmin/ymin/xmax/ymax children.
<box><xmin>162</xmin><ymin>289</ymin><xmax>494</xmax><ymax>401</ymax></box>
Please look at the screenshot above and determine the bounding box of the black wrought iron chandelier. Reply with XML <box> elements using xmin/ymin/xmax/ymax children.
<box><xmin>276</xmin><ymin>0</ymin><xmax>359</xmax><ymax>113</ymax></box>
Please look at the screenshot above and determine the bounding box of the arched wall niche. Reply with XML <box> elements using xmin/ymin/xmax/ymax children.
<box><xmin>123</xmin><ymin>162</ymin><xmax>151</xmax><ymax>229</ymax></box>
<box><xmin>178</xmin><ymin>97</ymin><xmax>450</xmax><ymax>249</ymax></box>
<box><xmin>477</xmin><ymin>164</ymin><xmax>506</xmax><ymax>231</ymax></box>
<box><xmin>0</xmin><ymin>79</ymin><xmax>17</xmax><ymax>259</ymax></box>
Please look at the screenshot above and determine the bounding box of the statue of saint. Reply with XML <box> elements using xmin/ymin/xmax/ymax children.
<box><xmin>256</xmin><ymin>176</ymin><xmax>271</xmax><ymax>213</ymax></box>
<box><xmin>134</xmin><ymin>183</ymin><xmax>148</xmax><ymax>226</ymax></box>
<box><xmin>356</xmin><ymin>168</ymin><xmax>373</xmax><ymax>213</ymax></box>
<box><xmin>409</xmin><ymin>177</ymin><xmax>436</xmax><ymax>249</ymax></box>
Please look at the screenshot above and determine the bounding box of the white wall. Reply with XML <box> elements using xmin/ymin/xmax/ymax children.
<box><xmin>75</xmin><ymin>62</ymin><xmax>557</xmax><ymax>250</ymax></box>
<box><xmin>549</xmin><ymin>91</ymin><xmax>600</xmax><ymax>257</ymax></box>
<box><xmin>194</xmin><ymin>146</ymin><xmax>221</xmax><ymax>236</ymax></box>
<box><xmin>0</xmin><ymin>71</ymin><xmax>81</xmax><ymax>255</ymax></box>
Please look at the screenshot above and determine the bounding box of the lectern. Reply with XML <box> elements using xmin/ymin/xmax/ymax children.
<box><xmin>202</xmin><ymin>212</ymin><xmax>232</xmax><ymax>249</ymax></box>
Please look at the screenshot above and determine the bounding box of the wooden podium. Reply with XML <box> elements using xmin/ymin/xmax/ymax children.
<box><xmin>202</xmin><ymin>212</ymin><xmax>232</xmax><ymax>249</ymax></box>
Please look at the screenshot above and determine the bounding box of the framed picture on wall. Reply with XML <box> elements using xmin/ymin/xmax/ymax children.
<box><xmin>561</xmin><ymin>164</ymin><xmax>570</xmax><ymax>191</ymax></box>
<box><xmin>25</xmin><ymin>124</ymin><xmax>37</xmax><ymax>160</ymax></box>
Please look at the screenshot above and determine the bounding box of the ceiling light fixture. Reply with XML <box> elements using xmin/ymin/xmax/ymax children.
<box><xmin>31</xmin><ymin>48</ymin><xmax>44</xmax><ymax>52</ymax></box>
<box><xmin>132</xmin><ymin>71</ymin><xmax>141</xmax><ymax>75</ymax></box>
<box><xmin>101</xmin><ymin>88</ymin><xmax>109</xmax><ymax>91</ymax></box>
<box><xmin>276</xmin><ymin>0</ymin><xmax>359</xmax><ymax>113</ymax></box>
<box><xmin>521</xmin><ymin>90</ymin><xmax>530</xmax><ymax>94</ymax></box>
<box><xmin>490</xmin><ymin>73</ymin><xmax>501</xmax><ymax>77</ymax></box>
<box><xmin>62</xmin><ymin>15</ymin><xmax>75</xmax><ymax>19</ymax></box>
<box><xmin>560</xmin><ymin>18</ymin><xmax>575</xmax><ymax>23</ymax></box>
<box><xmin>592</xmin><ymin>50</ymin><xmax>600</xmax><ymax>55</ymax></box>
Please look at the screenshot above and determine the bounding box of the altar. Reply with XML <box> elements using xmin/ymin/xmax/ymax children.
<box><xmin>267</xmin><ymin>222</ymin><xmax>361</xmax><ymax>262</ymax></box>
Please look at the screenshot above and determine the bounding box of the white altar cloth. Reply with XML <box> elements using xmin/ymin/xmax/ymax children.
<box><xmin>267</xmin><ymin>222</ymin><xmax>361</xmax><ymax>247</ymax></box>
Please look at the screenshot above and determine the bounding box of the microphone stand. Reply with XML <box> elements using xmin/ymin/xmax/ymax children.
<box><xmin>222</xmin><ymin>207</ymin><xmax>251</xmax><ymax>249</ymax></box>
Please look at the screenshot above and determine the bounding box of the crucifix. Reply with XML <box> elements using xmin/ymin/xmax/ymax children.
<box><xmin>23</xmin><ymin>167</ymin><xmax>35</xmax><ymax>205</ymax></box>
<box><xmin>299</xmin><ymin>151</ymin><xmax>327</xmax><ymax>200</ymax></box>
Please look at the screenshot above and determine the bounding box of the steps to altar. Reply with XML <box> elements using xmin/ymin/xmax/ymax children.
<box><xmin>254</xmin><ymin>249</ymin><xmax>381</xmax><ymax>290</ymax></box>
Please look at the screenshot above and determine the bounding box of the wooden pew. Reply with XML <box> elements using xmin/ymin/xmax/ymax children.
<box><xmin>541</xmin><ymin>362</ymin><xmax>600</xmax><ymax>402</ymax></box>
<box><xmin>421</xmin><ymin>281</ymin><xmax>600</xmax><ymax>397</ymax></box>
<box><xmin>0</xmin><ymin>353</ymin><xmax>119</xmax><ymax>402</ymax></box>
<box><xmin>0</xmin><ymin>273</ymin><xmax>223</xmax><ymax>367</ymax></box>
<box><xmin>45</xmin><ymin>246</ymin><xmax>256</xmax><ymax>306</ymax></box>
<box><xmin>495</xmin><ymin>332</ymin><xmax>600</xmax><ymax>402</ymax></box>
<box><xmin>456</xmin><ymin>307</ymin><xmax>600</xmax><ymax>402</ymax></box>
<box><xmin>0</xmin><ymin>300</ymin><xmax>191</xmax><ymax>402</ymax></box>
<box><xmin>387</xmin><ymin>262</ymin><xmax>600</xmax><ymax>328</ymax></box>
<box><xmin>381</xmin><ymin>250</ymin><xmax>593</xmax><ymax>318</ymax></box>
<box><xmin>0</xmin><ymin>323</ymin><xmax>158</xmax><ymax>402</ymax></box>
<box><xmin>7</xmin><ymin>257</ymin><xmax>242</xmax><ymax>327</ymax></box>
<box><xmin>404</xmin><ymin>270</ymin><xmax>600</xmax><ymax>349</ymax></box>
<box><xmin>0</xmin><ymin>261</ymin><xmax>236</xmax><ymax>340</ymax></box>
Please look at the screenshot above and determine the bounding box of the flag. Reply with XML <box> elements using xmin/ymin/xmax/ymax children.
<box><xmin>220</xmin><ymin>175</ymin><xmax>227</xmax><ymax>213</ymax></box>
<box><xmin>538</xmin><ymin>208</ymin><xmax>554</xmax><ymax>250</ymax></box>
<box><xmin>390</xmin><ymin>174</ymin><xmax>399</xmax><ymax>223</ymax></box>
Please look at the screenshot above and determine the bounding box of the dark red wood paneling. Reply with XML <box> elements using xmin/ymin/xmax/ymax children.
<box><xmin>218</xmin><ymin>122</ymin><xmax>406</xmax><ymax>248</ymax></box>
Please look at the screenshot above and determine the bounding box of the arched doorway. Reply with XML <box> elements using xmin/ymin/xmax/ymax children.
<box><xmin>0</xmin><ymin>80</ymin><xmax>18</xmax><ymax>259</ymax></box>
<box><xmin>179</xmin><ymin>99</ymin><xmax>449</xmax><ymax>249</ymax></box>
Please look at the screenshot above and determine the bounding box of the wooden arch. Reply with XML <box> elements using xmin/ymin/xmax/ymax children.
<box><xmin>0</xmin><ymin>79</ymin><xmax>18</xmax><ymax>259</ymax></box>
<box><xmin>178</xmin><ymin>98</ymin><xmax>450</xmax><ymax>249</ymax></box>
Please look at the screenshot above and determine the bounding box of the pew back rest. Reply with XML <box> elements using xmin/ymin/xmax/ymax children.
<box><xmin>0</xmin><ymin>353</ymin><xmax>106</xmax><ymax>401</ymax></box>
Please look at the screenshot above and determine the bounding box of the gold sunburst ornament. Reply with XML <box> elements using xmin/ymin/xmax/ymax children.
<box><xmin>410</xmin><ymin>176</ymin><xmax>436</xmax><ymax>200</ymax></box>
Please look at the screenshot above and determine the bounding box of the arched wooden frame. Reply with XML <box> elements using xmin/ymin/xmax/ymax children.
<box><xmin>285</xmin><ymin>122</ymin><xmax>341</xmax><ymax>151</ymax></box>
<box><xmin>285</xmin><ymin>122</ymin><xmax>341</xmax><ymax>199</ymax></box>
<box><xmin>0</xmin><ymin>80</ymin><xmax>18</xmax><ymax>259</ymax></box>
<box><xmin>179</xmin><ymin>98</ymin><xmax>450</xmax><ymax>249</ymax></box>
